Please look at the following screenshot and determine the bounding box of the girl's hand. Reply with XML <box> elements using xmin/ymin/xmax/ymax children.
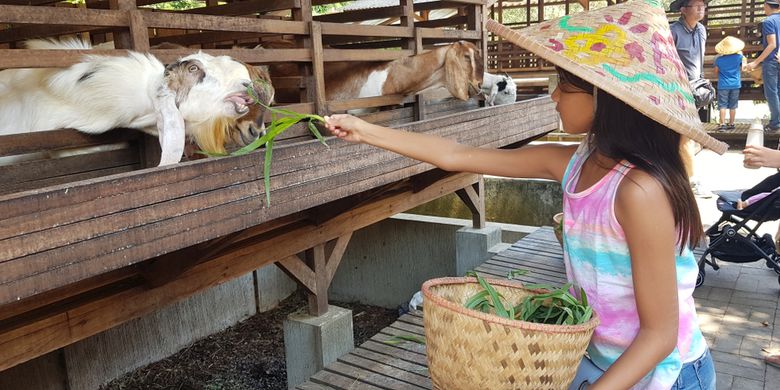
<box><xmin>324</xmin><ymin>114</ymin><xmax>369</xmax><ymax>143</ymax></box>
<box><xmin>743</xmin><ymin>144</ymin><xmax>780</xmax><ymax>169</ymax></box>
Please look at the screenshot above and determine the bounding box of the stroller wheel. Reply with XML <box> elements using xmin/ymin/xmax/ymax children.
<box><xmin>696</xmin><ymin>268</ymin><xmax>705</xmax><ymax>288</ymax></box>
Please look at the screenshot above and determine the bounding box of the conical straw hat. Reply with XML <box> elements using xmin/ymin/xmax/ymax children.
<box><xmin>486</xmin><ymin>0</ymin><xmax>727</xmax><ymax>154</ymax></box>
<box><xmin>715</xmin><ymin>36</ymin><xmax>745</xmax><ymax>55</ymax></box>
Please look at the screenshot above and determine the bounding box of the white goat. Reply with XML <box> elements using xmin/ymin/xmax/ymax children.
<box><xmin>480</xmin><ymin>72</ymin><xmax>516</xmax><ymax>106</ymax></box>
<box><xmin>0</xmin><ymin>38</ymin><xmax>273</xmax><ymax>166</ymax></box>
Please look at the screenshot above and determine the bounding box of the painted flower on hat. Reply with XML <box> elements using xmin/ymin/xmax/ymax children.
<box><xmin>545</xmin><ymin>9</ymin><xmax>692</xmax><ymax>107</ymax></box>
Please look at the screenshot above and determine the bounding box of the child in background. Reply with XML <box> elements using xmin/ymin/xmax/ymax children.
<box><xmin>325</xmin><ymin>3</ymin><xmax>725</xmax><ymax>389</ymax></box>
<box><xmin>714</xmin><ymin>36</ymin><xmax>747</xmax><ymax>131</ymax></box>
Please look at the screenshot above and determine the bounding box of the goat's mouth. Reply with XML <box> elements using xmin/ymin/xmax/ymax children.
<box><xmin>224</xmin><ymin>92</ymin><xmax>254</xmax><ymax>115</ymax></box>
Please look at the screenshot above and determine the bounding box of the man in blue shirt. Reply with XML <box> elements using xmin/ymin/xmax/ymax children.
<box><xmin>670</xmin><ymin>0</ymin><xmax>708</xmax><ymax>83</ymax></box>
<box><xmin>670</xmin><ymin>0</ymin><xmax>712</xmax><ymax>197</ymax></box>
<box><xmin>747</xmin><ymin>0</ymin><xmax>780</xmax><ymax>131</ymax></box>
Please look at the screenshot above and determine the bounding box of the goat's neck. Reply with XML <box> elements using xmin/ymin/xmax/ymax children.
<box><xmin>382</xmin><ymin>47</ymin><xmax>447</xmax><ymax>95</ymax></box>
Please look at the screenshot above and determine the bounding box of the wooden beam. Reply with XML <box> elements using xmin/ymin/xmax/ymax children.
<box><xmin>578</xmin><ymin>0</ymin><xmax>590</xmax><ymax>10</ymax></box>
<box><xmin>0</xmin><ymin>5</ymin><xmax>129</xmax><ymax>26</ymax></box>
<box><xmin>455</xmin><ymin>176</ymin><xmax>486</xmax><ymax>229</ymax></box>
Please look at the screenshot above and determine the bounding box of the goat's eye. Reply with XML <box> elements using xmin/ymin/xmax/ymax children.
<box><xmin>188</xmin><ymin>64</ymin><xmax>199</xmax><ymax>72</ymax></box>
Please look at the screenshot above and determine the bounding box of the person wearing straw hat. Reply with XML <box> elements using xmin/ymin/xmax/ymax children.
<box><xmin>324</xmin><ymin>1</ymin><xmax>723</xmax><ymax>388</ymax></box>
<box><xmin>713</xmin><ymin>36</ymin><xmax>747</xmax><ymax>131</ymax></box>
<box><xmin>746</xmin><ymin>0</ymin><xmax>780</xmax><ymax>132</ymax></box>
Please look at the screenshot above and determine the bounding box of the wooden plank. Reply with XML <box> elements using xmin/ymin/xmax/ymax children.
<box><xmin>309</xmin><ymin>369</ymin><xmax>384</xmax><ymax>389</ymax></box>
<box><xmin>323</xmin><ymin>48</ymin><xmax>413</xmax><ymax>62</ymax></box>
<box><xmin>337</xmin><ymin>354</ymin><xmax>431</xmax><ymax>389</ymax></box>
<box><xmin>314</xmin><ymin>5</ymin><xmax>405</xmax><ymax>24</ymax></box>
<box><xmin>178</xmin><ymin>0</ymin><xmax>300</xmax><ymax>16</ymax></box>
<box><xmin>360</xmin><ymin>340</ymin><xmax>428</xmax><ymax>366</ymax></box>
<box><xmin>0</xmin><ymin>129</ymin><xmax>140</xmax><ymax>156</ymax></box>
<box><xmin>297</xmin><ymin>381</ymin><xmax>337</xmax><ymax>390</ymax></box>
<box><xmin>0</xmin><ymin>148</ymin><xmax>139</xmax><ymax>187</ymax></box>
<box><xmin>418</xmin><ymin>28</ymin><xmax>481</xmax><ymax>40</ymax></box>
<box><xmin>0</xmin><ymin>5</ymin><xmax>128</xmax><ymax>26</ymax></box>
<box><xmin>350</xmin><ymin>348</ymin><xmax>430</xmax><ymax>381</ymax></box>
<box><xmin>141</xmin><ymin>11</ymin><xmax>308</xmax><ymax>34</ymax></box>
<box><xmin>388</xmin><ymin>321</ymin><xmax>425</xmax><ymax>337</ymax></box>
<box><xmin>0</xmin><ymin>165</ymin><xmax>137</xmax><ymax>196</ymax></box>
<box><xmin>325</xmin><ymin>360</ymin><xmax>426</xmax><ymax>390</ymax></box>
<box><xmin>320</xmin><ymin>22</ymin><xmax>413</xmax><ymax>38</ymax></box>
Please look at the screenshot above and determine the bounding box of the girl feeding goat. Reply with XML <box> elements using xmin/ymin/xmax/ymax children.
<box><xmin>0</xmin><ymin>38</ymin><xmax>273</xmax><ymax>166</ymax></box>
<box><xmin>324</xmin><ymin>3</ymin><xmax>728</xmax><ymax>389</ymax></box>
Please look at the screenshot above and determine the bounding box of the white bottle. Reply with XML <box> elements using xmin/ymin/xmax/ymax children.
<box><xmin>744</xmin><ymin>118</ymin><xmax>764</xmax><ymax>169</ymax></box>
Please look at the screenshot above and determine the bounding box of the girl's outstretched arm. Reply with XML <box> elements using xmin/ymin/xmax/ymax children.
<box><xmin>589</xmin><ymin>170</ymin><xmax>680</xmax><ymax>390</ymax></box>
<box><xmin>324</xmin><ymin>114</ymin><xmax>574</xmax><ymax>181</ymax></box>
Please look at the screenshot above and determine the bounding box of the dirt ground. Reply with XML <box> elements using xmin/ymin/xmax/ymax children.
<box><xmin>101</xmin><ymin>289</ymin><xmax>399</xmax><ymax>390</ymax></box>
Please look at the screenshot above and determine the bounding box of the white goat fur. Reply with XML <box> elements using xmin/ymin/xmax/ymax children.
<box><xmin>0</xmin><ymin>38</ymin><xmax>260</xmax><ymax>165</ymax></box>
<box><xmin>480</xmin><ymin>72</ymin><xmax>517</xmax><ymax>106</ymax></box>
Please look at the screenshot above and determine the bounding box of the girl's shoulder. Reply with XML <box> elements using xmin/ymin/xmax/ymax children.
<box><xmin>617</xmin><ymin>168</ymin><xmax>668</xmax><ymax>208</ymax></box>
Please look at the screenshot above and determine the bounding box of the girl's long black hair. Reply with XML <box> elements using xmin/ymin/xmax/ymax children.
<box><xmin>558</xmin><ymin>67</ymin><xmax>703</xmax><ymax>249</ymax></box>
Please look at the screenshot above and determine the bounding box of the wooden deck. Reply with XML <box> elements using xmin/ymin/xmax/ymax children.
<box><xmin>297</xmin><ymin>226</ymin><xmax>566</xmax><ymax>390</ymax></box>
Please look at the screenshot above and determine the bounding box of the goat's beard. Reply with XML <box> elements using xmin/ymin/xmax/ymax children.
<box><xmin>190</xmin><ymin>116</ymin><xmax>234</xmax><ymax>155</ymax></box>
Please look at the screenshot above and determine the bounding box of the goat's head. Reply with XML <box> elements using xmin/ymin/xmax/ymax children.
<box><xmin>443</xmin><ymin>41</ymin><xmax>484</xmax><ymax>101</ymax></box>
<box><xmin>162</xmin><ymin>52</ymin><xmax>273</xmax><ymax>155</ymax></box>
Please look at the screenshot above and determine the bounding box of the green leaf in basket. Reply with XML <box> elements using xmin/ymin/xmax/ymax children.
<box><xmin>465</xmin><ymin>290</ymin><xmax>491</xmax><ymax>310</ymax></box>
<box><xmin>477</xmin><ymin>275</ymin><xmax>510</xmax><ymax>319</ymax></box>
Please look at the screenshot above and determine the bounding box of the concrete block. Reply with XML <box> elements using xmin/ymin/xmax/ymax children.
<box><xmin>456</xmin><ymin>225</ymin><xmax>502</xmax><ymax>276</ymax></box>
<box><xmin>284</xmin><ymin>305</ymin><xmax>353</xmax><ymax>389</ymax></box>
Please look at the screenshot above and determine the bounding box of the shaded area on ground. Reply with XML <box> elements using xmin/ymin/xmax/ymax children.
<box><xmin>102</xmin><ymin>289</ymin><xmax>399</xmax><ymax>390</ymax></box>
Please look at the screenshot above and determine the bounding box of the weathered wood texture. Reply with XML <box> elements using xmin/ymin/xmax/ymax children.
<box><xmin>296</xmin><ymin>227</ymin><xmax>566</xmax><ymax>390</ymax></box>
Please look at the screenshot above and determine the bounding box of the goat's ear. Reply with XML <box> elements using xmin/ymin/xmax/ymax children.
<box><xmin>444</xmin><ymin>45</ymin><xmax>469</xmax><ymax>101</ymax></box>
<box><xmin>154</xmin><ymin>84</ymin><xmax>186</xmax><ymax>166</ymax></box>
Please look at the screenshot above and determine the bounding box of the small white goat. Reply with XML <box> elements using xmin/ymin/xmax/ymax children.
<box><xmin>0</xmin><ymin>38</ymin><xmax>273</xmax><ymax>166</ymax></box>
<box><xmin>480</xmin><ymin>72</ymin><xmax>517</xmax><ymax>106</ymax></box>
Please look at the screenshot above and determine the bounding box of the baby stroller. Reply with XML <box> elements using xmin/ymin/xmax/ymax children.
<box><xmin>698</xmin><ymin>173</ymin><xmax>780</xmax><ymax>287</ymax></box>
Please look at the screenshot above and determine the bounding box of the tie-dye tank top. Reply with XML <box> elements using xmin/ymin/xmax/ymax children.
<box><xmin>561</xmin><ymin>143</ymin><xmax>706</xmax><ymax>389</ymax></box>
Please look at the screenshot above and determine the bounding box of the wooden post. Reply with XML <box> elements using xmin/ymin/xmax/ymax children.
<box><xmin>310</xmin><ymin>21</ymin><xmax>326</xmax><ymax>116</ymax></box>
<box><xmin>109</xmin><ymin>0</ymin><xmax>135</xmax><ymax>49</ymax></box>
<box><xmin>276</xmin><ymin>233</ymin><xmax>353</xmax><ymax>316</ymax></box>
<box><xmin>295</xmin><ymin>0</ymin><xmax>315</xmax><ymax>105</ymax></box>
<box><xmin>455</xmin><ymin>176</ymin><xmax>486</xmax><ymax>229</ymax></box>
<box><xmin>400</xmin><ymin>0</ymin><xmax>425</xmax><ymax>121</ymax></box>
<box><xmin>306</xmin><ymin>245</ymin><xmax>328</xmax><ymax>316</ymax></box>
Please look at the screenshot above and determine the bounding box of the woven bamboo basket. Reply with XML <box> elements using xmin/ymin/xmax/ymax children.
<box><xmin>422</xmin><ymin>277</ymin><xmax>599</xmax><ymax>390</ymax></box>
